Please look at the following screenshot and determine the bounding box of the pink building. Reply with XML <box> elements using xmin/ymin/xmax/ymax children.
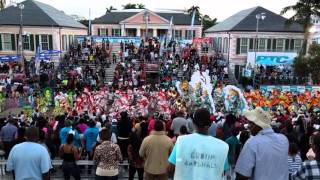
<box><xmin>0</xmin><ymin>0</ymin><xmax>87</xmax><ymax>59</ymax></box>
<box><xmin>92</xmin><ymin>9</ymin><xmax>202</xmax><ymax>40</ymax></box>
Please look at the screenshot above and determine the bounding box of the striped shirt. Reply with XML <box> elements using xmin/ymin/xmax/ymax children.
<box><xmin>288</xmin><ymin>154</ymin><xmax>302</xmax><ymax>174</ymax></box>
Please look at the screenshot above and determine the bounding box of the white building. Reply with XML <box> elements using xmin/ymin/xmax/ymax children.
<box><xmin>205</xmin><ymin>6</ymin><xmax>305</xmax><ymax>79</ymax></box>
<box><xmin>311</xmin><ymin>15</ymin><xmax>320</xmax><ymax>44</ymax></box>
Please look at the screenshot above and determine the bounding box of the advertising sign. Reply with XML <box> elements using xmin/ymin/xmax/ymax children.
<box><xmin>192</xmin><ymin>37</ymin><xmax>213</xmax><ymax>44</ymax></box>
<box><xmin>247</xmin><ymin>52</ymin><xmax>298</xmax><ymax>68</ymax></box>
<box><xmin>93</xmin><ymin>36</ymin><xmax>141</xmax><ymax>44</ymax></box>
<box><xmin>260</xmin><ymin>86</ymin><xmax>320</xmax><ymax>95</ymax></box>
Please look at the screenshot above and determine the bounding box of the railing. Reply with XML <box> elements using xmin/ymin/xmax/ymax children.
<box><xmin>0</xmin><ymin>159</ymin><xmax>129</xmax><ymax>177</ymax></box>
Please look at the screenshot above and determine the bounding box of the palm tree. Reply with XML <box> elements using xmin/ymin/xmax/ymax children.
<box><xmin>122</xmin><ymin>3</ymin><xmax>137</xmax><ymax>9</ymax></box>
<box><xmin>280</xmin><ymin>0</ymin><xmax>320</xmax><ymax>55</ymax></box>
<box><xmin>0</xmin><ymin>0</ymin><xmax>6</xmax><ymax>10</ymax></box>
<box><xmin>106</xmin><ymin>6</ymin><xmax>117</xmax><ymax>13</ymax></box>
<box><xmin>187</xmin><ymin>6</ymin><xmax>201</xmax><ymax>19</ymax></box>
<box><xmin>137</xmin><ymin>3</ymin><xmax>145</xmax><ymax>9</ymax></box>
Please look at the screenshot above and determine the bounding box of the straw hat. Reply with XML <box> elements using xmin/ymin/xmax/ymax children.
<box><xmin>244</xmin><ymin>107</ymin><xmax>272</xmax><ymax>129</ymax></box>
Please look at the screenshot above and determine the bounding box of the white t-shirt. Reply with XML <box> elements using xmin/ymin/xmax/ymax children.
<box><xmin>168</xmin><ymin>133</ymin><xmax>229</xmax><ymax>180</ymax></box>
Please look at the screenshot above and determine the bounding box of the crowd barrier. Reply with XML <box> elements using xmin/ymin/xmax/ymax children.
<box><xmin>0</xmin><ymin>159</ymin><xmax>129</xmax><ymax>177</ymax></box>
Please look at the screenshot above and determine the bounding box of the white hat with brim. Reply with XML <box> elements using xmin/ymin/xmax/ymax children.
<box><xmin>244</xmin><ymin>107</ymin><xmax>272</xmax><ymax>129</ymax></box>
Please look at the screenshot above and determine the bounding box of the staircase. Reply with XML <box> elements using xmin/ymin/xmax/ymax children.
<box><xmin>111</xmin><ymin>43</ymin><xmax>121</xmax><ymax>55</ymax></box>
<box><xmin>104</xmin><ymin>63</ymin><xmax>117</xmax><ymax>84</ymax></box>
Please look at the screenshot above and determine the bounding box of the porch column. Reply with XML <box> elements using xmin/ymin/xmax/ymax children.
<box><xmin>153</xmin><ymin>29</ymin><xmax>157</xmax><ymax>37</ymax></box>
<box><xmin>121</xmin><ymin>24</ymin><xmax>126</xmax><ymax>36</ymax></box>
<box><xmin>136</xmin><ymin>28</ymin><xmax>141</xmax><ymax>37</ymax></box>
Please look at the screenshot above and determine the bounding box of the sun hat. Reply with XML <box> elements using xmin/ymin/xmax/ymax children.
<box><xmin>244</xmin><ymin>107</ymin><xmax>272</xmax><ymax>129</ymax></box>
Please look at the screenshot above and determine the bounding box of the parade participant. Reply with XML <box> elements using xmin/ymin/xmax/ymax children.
<box><xmin>235</xmin><ymin>107</ymin><xmax>289</xmax><ymax>180</ymax></box>
<box><xmin>7</xmin><ymin>127</ymin><xmax>52</xmax><ymax>180</ymax></box>
<box><xmin>168</xmin><ymin>108</ymin><xmax>229</xmax><ymax>180</ymax></box>
<box><xmin>139</xmin><ymin>120</ymin><xmax>173</xmax><ymax>180</ymax></box>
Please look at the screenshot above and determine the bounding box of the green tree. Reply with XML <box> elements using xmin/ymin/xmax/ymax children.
<box><xmin>187</xmin><ymin>6</ymin><xmax>201</xmax><ymax>20</ymax></box>
<box><xmin>122</xmin><ymin>3</ymin><xmax>137</xmax><ymax>9</ymax></box>
<box><xmin>202</xmin><ymin>15</ymin><xmax>217</xmax><ymax>31</ymax></box>
<box><xmin>293</xmin><ymin>43</ymin><xmax>320</xmax><ymax>84</ymax></box>
<box><xmin>106</xmin><ymin>6</ymin><xmax>117</xmax><ymax>13</ymax></box>
<box><xmin>280</xmin><ymin>0</ymin><xmax>320</xmax><ymax>55</ymax></box>
<box><xmin>137</xmin><ymin>3</ymin><xmax>145</xmax><ymax>9</ymax></box>
<box><xmin>0</xmin><ymin>0</ymin><xmax>6</xmax><ymax>10</ymax></box>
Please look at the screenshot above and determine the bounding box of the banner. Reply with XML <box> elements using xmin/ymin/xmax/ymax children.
<box><xmin>247</xmin><ymin>52</ymin><xmax>297</xmax><ymax>67</ymax></box>
<box><xmin>260</xmin><ymin>85</ymin><xmax>320</xmax><ymax>95</ymax></box>
<box><xmin>192</xmin><ymin>37</ymin><xmax>213</xmax><ymax>44</ymax></box>
<box><xmin>0</xmin><ymin>55</ymin><xmax>22</xmax><ymax>62</ymax></box>
<box><xmin>92</xmin><ymin>36</ymin><xmax>141</xmax><ymax>44</ymax></box>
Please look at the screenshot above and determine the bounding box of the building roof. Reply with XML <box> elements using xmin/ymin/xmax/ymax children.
<box><xmin>93</xmin><ymin>10</ymin><xmax>202</xmax><ymax>25</ymax></box>
<box><xmin>0</xmin><ymin>0</ymin><xmax>86</xmax><ymax>29</ymax></box>
<box><xmin>205</xmin><ymin>6</ymin><xmax>304</xmax><ymax>33</ymax></box>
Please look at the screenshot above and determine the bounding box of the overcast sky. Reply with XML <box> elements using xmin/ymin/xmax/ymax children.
<box><xmin>15</xmin><ymin>0</ymin><xmax>298</xmax><ymax>21</ymax></box>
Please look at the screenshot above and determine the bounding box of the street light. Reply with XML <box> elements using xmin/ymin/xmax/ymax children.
<box><xmin>253</xmin><ymin>12</ymin><xmax>266</xmax><ymax>88</ymax></box>
<box><xmin>18</xmin><ymin>3</ymin><xmax>24</xmax><ymax>59</ymax></box>
<box><xmin>144</xmin><ymin>11</ymin><xmax>150</xmax><ymax>40</ymax></box>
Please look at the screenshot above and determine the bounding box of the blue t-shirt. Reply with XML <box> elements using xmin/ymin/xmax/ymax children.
<box><xmin>59</xmin><ymin>127</ymin><xmax>80</xmax><ymax>147</ymax></box>
<box><xmin>84</xmin><ymin>127</ymin><xmax>99</xmax><ymax>152</ymax></box>
<box><xmin>7</xmin><ymin>142</ymin><xmax>52</xmax><ymax>180</ymax></box>
<box><xmin>168</xmin><ymin>133</ymin><xmax>229</xmax><ymax>180</ymax></box>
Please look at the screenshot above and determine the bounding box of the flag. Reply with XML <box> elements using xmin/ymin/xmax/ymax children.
<box><xmin>88</xmin><ymin>8</ymin><xmax>92</xmax><ymax>36</ymax></box>
<box><xmin>191</xmin><ymin>10</ymin><xmax>196</xmax><ymax>29</ymax></box>
<box><xmin>190</xmin><ymin>10</ymin><xmax>196</xmax><ymax>40</ymax></box>
<box><xmin>168</xmin><ymin>16</ymin><xmax>173</xmax><ymax>40</ymax></box>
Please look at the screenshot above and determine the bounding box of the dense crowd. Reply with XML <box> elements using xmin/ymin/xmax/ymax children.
<box><xmin>1</xmin><ymin>39</ymin><xmax>320</xmax><ymax>180</ymax></box>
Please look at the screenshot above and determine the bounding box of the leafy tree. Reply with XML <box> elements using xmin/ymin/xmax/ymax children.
<box><xmin>280</xmin><ymin>0</ymin><xmax>320</xmax><ymax>55</ymax></box>
<box><xmin>122</xmin><ymin>3</ymin><xmax>137</xmax><ymax>9</ymax></box>
<box><xmin>137</xmin><ymin>3</ymin><xmax>145</xmax><ymax>9</ymax></box>
<box><xmin>202</xmin><ymin>15</ymin><xmax>217</xmax><ymax>31</ymax></box>
<box><xmin>0</xmin><ymin>0</ymin><xmax>5</xmax><ymax>10</ymax></box>
<box><xmin>106</xmin><ymin>6</ymin><xmax>117</xmax><ymax>13</ymax></box>
<box><xmin>293</xmin><ymin>43</ymin><xmax>320</xmax><ymax>84</ymax></box>
<box><xmin>187</xmin><ymin>6</ymin><xmax>201</xmax><ymax>20</ymax></box>
<box><xmin>79</xmin><ymin>19</ymin><xmax>89</xmax><ymax>27</ymax></box>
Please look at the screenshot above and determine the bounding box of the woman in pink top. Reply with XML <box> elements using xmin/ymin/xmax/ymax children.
<box><xmin>77</xmin><ymin>118</ymin><xmax>88</xmax><ymax>134</ymax></box>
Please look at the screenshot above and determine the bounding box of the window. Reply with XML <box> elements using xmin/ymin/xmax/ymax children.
<box><xmin>276</xmin><ymin>39</ymin><xmax>284</xmax><ymax>51</ymax></box>
<box><xmin>185</xmin><ymin>30</ymin><xmax>195</xmax><ymax>40</ymax></box>
<box><xmin>69</xmin><ymin>35</ymin><xmax>74</xmax><ymax>46</ymax></box>
<box><xmin>240</xmin><ymin>38</ymin><xmax>248</xmax><ymax>54</ymax></box>
<box><xmin>174</xmin><ymin>30</ymin><xmax>182</xmax><ymax>40</ymax></box>
<box><xmin>294</xmin><ymin>39</ymin><xmax>303</xmax><ymax>52</ymax></box>
<box><xmin>22</xmin><ymin>35</ymin><xmax>30</xmax><ymax>50</ymax></box>
<box><xmin>100</xmin><ymin>28</ymin><xmax>108</xmax><ymax>36</ymax></box>
<box><xmin>2</xmin><ymin>34</ymin><xmax>12</xmax><ymax>50</ymax></box>
<box><xmin>217</xmin><ymin>37</ymin><xmax>222</xmax><ymax>51</ymax></box>
<box><xmin>40</xmin><ymin>35</ymin><xmax>49</xmax><ymax>51</ymax></box>
<box><xmin>62</xmin><ymin>35</ymin><xmax>68</xmax><ymax>51</ymax></box>
<box><xmin>223</xmin><ymin>37</ymin><xmax>228</xmax><ymax>53</ymax></box>
<box><xmin>112</xmin><ymin>29</ymin><xmax>121</xmax><ymax>37</ymax></box>
<box><xmin>258</xmin><ymin>38</ymin><xmax>267</xmax><ymax>51</ymax></box>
